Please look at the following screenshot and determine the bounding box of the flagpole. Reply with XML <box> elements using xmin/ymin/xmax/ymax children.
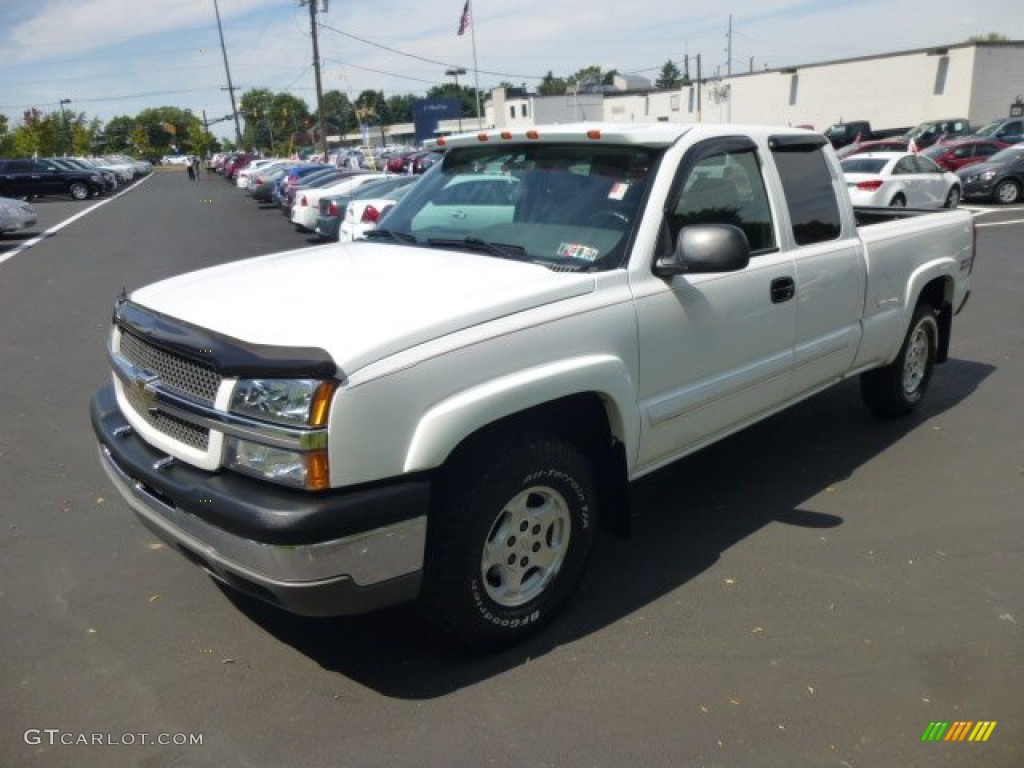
<box><xmin>468</xmin><ymin>0</ymin><xmax>483</xmax><ymax>129</ymax></box>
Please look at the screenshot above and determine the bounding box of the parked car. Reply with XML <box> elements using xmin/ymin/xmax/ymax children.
<box><xmin>290</xmin><ymin>173</ymin><xmax>384</xmax><ymax>231</ymax></box>
<box><xmin>45</xmin><ymin>158</ymin><xmax>118</xmax><ymax>193</ymax></box>
<box><xmin>841</xmin><ymin>151</ymin><xmax>961</xmax><ymax>208</ymax></box>
<box><xmin>968</xmin><ymin>118</ymin><xmax>1024</xmax><ymax>146</ymax></box>
<box><xmin>920</xmin><ymin>139</ymin><xmax>1010</xmax><ymax>172</ymax></box>
<box><xmin>280</xmin><ymin>168</ymin><xmax>348</xmax><ymax>218</ymax></box>
<box><xmin>956</xmin><ymin>145</ymin><xmax>1024</xmax><ymax>204</ymax></box>
<box><xmin>235</xmin><ymin>158</ymin><xmax>282</xmax><ymax>189</ymax></box>
<box><xmin>223</xmin><ymin>153</ymin><xmax>257</xmax><ymax>182</ymax></box>
<box><xmin>271</xmin><ymin>164</ymin><xmax>328</xmax><ymax>208</ymax></box>
<box><xmin>823</xmin><ymin>120</ymin><xmax>908</xmax><ymax>148</ymax></box>
<box><xmin>247</xmin><ymin>166</ymin><xmax>294</xmax><ymax>203</ymax></box>
<box><xmin>902</xmin><ymin>118</ymin><xmax>973</xmax><ymax>149</ymax></box>
<box><xmin>0</xmin><ymin>158</ymin><xmax>106</xmax><ymax>200</ymax></box>
<box><xmin>0</xmin><ymin>196</ymin><xmax>38</xmax><ymax>235</ymax></box>
<box><xmin>314</xmin><ymin>175</ymin><xmax>421</xmax><ymax>241</ymax></box>
<box><xmin>835</xmin><ymin>139</ymin><xmax>910</xmax><ymax>159</ymax></box>
<box><xmin>338</xmin><ymin>185</ymin><xmax>416</xmax><ymax>241</ymax></box>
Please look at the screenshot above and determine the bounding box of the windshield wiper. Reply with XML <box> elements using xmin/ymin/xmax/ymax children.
<box><xmin>363</xmin><ymin>228</ymin><xmax>418</xmax><ymax>245</ymax></box>
<box><xmin>426</xmin><ymin>236</ymin><xmax>528</xmax><ymax>261</ymax></box>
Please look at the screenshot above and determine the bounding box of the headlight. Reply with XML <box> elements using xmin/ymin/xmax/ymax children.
<box><xmin>230</xmin><ymin>378</ymin><xmax>334</xmax><ymax>427</ymax></box>
<box><xmin>226</xmin><ymin>378</ymin><xmax>336</xmax><ymax>489</ymax></box>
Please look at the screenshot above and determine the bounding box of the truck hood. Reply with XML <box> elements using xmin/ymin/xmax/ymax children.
<box><xmin>131</xmin><ymin>242</ymin><xmax>595</xmax><ymax>374</ymax></box>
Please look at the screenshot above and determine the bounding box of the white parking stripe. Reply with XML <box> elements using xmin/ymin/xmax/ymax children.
<box><xmin>0</xmin><ymin>174</ymin><xmax>153</xmax><ymax>266</ymax></box>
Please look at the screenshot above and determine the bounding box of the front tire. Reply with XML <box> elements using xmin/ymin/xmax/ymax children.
<box><xmin>994</xmin><ymin>179</ymin><xmax>1021</xmax><ymax>205</ymax></box>
<box><xmin>860</xmin><ymin>303</ymin><xmax>939</xmax><ymax>417</ymax></box>
<box><xmin>944</xmin><ymin>186</ymin><xmax>960</xmax><ymax>209</ymax></box>
<box><xmin>69</xmin><ymin>182</ymin><xmax>89</xmax><ymax>201</ymax></box>
<box><xmin>418</xmin><ymin>432</ymin><xmax>599</xmax><ymax>649</ymax></box>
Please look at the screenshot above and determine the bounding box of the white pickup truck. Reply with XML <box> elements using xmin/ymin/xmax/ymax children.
<box><xmin>91</xmin><ymin>123</ymin><xmax>974</xmax><ymax>648</ymax></box>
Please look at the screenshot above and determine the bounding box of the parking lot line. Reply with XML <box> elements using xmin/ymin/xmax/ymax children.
<box><xmin>0</xmin><ymin>175</ymin><xmax>153</xmax><ymax>266</ymax></box>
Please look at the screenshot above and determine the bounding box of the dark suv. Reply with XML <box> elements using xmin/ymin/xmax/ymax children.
<box><xmin>0</xmin><ymin>158</ymin><xmax>106</xmax><ymax>200</ymax></box>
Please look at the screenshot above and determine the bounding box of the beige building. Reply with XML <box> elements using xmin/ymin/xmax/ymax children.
<box><xmin>485</xmin><ymin>41</ymin><xmax>1024</xmax><ymax>134</ymax></box>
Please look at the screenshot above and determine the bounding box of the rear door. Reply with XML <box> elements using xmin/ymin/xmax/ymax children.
<box><xmin>770</xmin><ymin>135</ymin><xmax>866</xmax><ymax>398</ymax></box>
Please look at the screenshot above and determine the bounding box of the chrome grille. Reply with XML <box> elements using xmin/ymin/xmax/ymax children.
<box><xmin>117</xmin><ymin>331</ymin><xmax>223</xmax><ymax>451</ymax></box>
<box><xmin>123</xmin><ymin>384</ymin><xmax>210</xmax><ymax>450</ymax></box>
<box><xmin>119</xmin><ymin>331</ymin><xmax>220</xmax><ymax>405</ymax></box>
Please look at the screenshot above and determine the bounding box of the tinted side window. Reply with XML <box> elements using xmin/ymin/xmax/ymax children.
<box><xmin>771</xmin><ymin>146</ymin><xmax>841</xmax><ymax>245</ymax></box>
<box><xmin>667</xmin><ymin>149</ymin><xmax>776</xmax><ymax>254</ymax></box>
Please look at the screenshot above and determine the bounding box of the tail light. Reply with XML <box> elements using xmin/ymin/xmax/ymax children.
<box><xmin>300</xmin><ymin>195</ymin><xmax>308</xmax><ymax>206</ymax></box>
<box><xmin>254</xmin><ymin>176</ymin><xmax>264</xmax><ymax>185</ymax></box>
<box><xmin>856</xmin><ymin>180</ymin><xmax>884</xmax><ymax>191</ymax></box>
<box><xmin>360</xmin><ymin>205</ymin><xmax>381</xmax><ymax>223</ymax></box>
<box><xmin>327</xmin><ymin>202</ymin><xmax>339</xmax><ymax>216</ymax></box>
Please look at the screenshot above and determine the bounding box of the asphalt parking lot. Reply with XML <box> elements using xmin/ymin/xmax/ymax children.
<box><xmin>1</xmin><ymin>170</ymin><xmax>1021</xmax><ymax>767</ymax></box>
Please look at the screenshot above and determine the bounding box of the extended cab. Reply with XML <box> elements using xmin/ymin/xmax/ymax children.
<box><xmin>91</xmin><ymin>124</ymin><xmax>974</xmax><ymax>648</ymax></box>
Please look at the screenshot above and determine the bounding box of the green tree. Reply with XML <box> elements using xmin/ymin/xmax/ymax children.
<box><xmin>968</xmin><ymin>33</ymin><xmax>1009</xmax><ymax>42</ymax></box>
<box><xmin>655</xmin><ymin>60</ymin><xmax>684</xmax><ymax>89</ymax></box>
<box><xmin>538</xmin><ymin>70</ymin><xmax>567</xmax><ymax>96</ymax></box>
<box><xmin>0</xmin><ymin>114</ymin><xmax>13</xmax><ymax>156</ymax></box>
<box><xmin>13</xmin><ymin>108</ymin><xmax>58</xmax><ymax>156</ymax></box>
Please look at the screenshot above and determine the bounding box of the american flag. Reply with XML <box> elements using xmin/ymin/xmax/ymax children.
<box><xmin>457</xmin><ymin>1</ymin><xmax>471</xmax><ymax>35</ymax></box>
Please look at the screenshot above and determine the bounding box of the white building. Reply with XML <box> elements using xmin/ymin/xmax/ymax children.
<box><xmin>485</xmin><ymin>41</ymin><xmax>1024</xmax><ymax>134</ymax></box>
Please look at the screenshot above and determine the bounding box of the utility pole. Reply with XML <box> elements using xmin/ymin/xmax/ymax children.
<box><xmin>212</xmin><ymin>0</ymin><xmax>242</xmax><ymax>147</ymax></box>
<box><xmin>301</xmin><ymin>0</ymin><xmax>329</xmax><ymax>158</ymax></box>
<box><xmin>726</xmin><ymin>15</ymin><xmax>733</xmax><ymax>77</ymax></box>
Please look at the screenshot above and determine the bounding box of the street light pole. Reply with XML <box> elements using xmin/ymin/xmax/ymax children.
<box><xmin>445</xmin><ymin>68</ymin><xmax>467</xmax><ymax>132</ymax></box>
<box><xmin>59</xmin><ymin>99</ymin><xmax>72</xmax><ymax>156</ymax></box>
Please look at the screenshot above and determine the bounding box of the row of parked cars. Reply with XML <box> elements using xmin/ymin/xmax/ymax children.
<box><xmin>0</xmin><ymin>154</ymin><xmax>152</xmax><ymax>201</ymax></box>
<box><xmin>1</xmin><ymin>154</ymin><xmax>153</xmax><ymax>239</ymax></box>
<box><xmin>836</xmin><ymin>119</ymin><xmax>1024</xmax><ymax>207</ymax></box>
<box><xmin>209</xmin><ymin>150</ymin><xmax>429</xmax><ymax>243</ymax></box>
<box><xmin>840</xmin><ymin>144</ymin><xmax>1024</xmax><ymax>207</ymax></box>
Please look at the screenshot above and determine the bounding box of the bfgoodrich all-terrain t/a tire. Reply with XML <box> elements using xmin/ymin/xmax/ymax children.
<box><xmin>860</xmin><ymin>303</ymin><xmax>939</xmax><ymax>417</ymax></box>
<box><xmin>418</xmin><ymin>432</ymin><xmax>599</xmax><ymax>650</ymax></box>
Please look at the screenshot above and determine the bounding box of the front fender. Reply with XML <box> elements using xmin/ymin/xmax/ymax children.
<box><xmin>403</xmin><ymin>355</ymin><xmax>640</xmax><ymax>474</ymax></box>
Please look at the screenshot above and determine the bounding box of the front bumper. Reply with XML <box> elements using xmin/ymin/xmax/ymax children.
<box><xmin>91</xmin><ymin>384</ymin><xmax>429</xmax><ymax>616</ymax></box>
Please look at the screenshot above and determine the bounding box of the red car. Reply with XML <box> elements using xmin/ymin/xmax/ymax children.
<box><xmin>921</xmin><ymin>139</ymin><xmax>1010</xmax><ymax>172</ymax></box>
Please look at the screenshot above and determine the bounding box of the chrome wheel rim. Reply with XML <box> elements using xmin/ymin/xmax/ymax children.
<box><xmin>481</xmin><ymin>485</ymin><xmax>571</xmax><ymax>608</ymax></box>
<box><xmin>902</xmin><ymin>322</ymin><xmax>930</xmax><ymax>396</ymax></box>
<box><xmin>996</xmin><ymin>182</ymin><xmax>1019</xmax><ymax>204</ymax></box>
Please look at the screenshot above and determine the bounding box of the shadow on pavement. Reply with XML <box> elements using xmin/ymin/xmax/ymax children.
<box><xmin>221</xmin><ymin>357</ymin><xmax>994</xmax><ymax>698</ymax></box>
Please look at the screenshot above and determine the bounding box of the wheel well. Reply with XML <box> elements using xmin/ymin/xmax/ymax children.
<box><xmin>445</xmin><ymin>393</ymin><xmax>632</xmax><ymax>537</ymax></box>
<box><xmin>916</xmin><ymin>277</ymin><xmax>952</xmax><ymax>363</ymax></box>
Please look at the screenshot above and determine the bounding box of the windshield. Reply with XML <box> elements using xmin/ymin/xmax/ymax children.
<box><xmin>371</xmin><ymin>142</ymin><xmax>662</xmax><ymax>272</ymax></box>
<box><xmin>972</xmin><ymin>121</ymin><xmax>1003</xmax><ymax>138</ymax></box>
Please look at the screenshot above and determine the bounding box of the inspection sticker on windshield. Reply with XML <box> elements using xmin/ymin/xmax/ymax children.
<box><xmin>608</xmin><ymin>182</ymin><xmax>629</xmax><ymax>200</ymax></box>
<box><xmin>557</xmin><ymin>243</ymin><xmax>600</xmax><ymax>261</ymax></box>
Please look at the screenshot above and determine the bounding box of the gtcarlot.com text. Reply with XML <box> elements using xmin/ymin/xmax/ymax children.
<box><xmin>24</xmin><ymin>729</ymin><xmax>203</xmax><ymax>746</ymax></box>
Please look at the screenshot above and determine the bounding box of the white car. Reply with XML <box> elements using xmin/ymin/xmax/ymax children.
<box><xmin>842</xmin><ymin>151</ymin><xmax>961</xmax><ymax>208</ymax></box>
<box><xmin>235</xmin><ymin>158</ymin><xmax>282</xmax><ymax>189</ymax></box>
<box><xmin>338</xmin><ymin>185</ymin><xmax>415</xmax><ymax>241</ymax></box>
<box><xmin>0</xmin><ymin>196</ymin><xmax>38</xmax><ymax>235</ymax></box>
<box><xmin>289</xmin><ymin>173</ymin><xmax>384</xmax><ymax>231</ymax></box>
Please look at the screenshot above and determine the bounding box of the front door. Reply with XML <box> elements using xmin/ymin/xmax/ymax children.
<box><xmin>632</xmin><ymin>137</ymin><xmax>797</xmax><ymax>471</ymax></box>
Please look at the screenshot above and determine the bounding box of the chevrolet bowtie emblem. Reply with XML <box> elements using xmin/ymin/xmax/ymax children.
<box><xmin>132</xmin><ymin>370</ymin><xmax>160</xmax><ymax>412</ymax></box>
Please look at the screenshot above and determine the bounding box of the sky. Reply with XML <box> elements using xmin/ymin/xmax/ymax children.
<box><xmin>2</xmin><ymin>0</ymin><xmax>1023</xmax><ymax>142</ymax></box>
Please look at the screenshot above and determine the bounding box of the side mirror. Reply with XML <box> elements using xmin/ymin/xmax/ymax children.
<box><xmin>654</xmin><ymin>224</ymin><xmax>751</xmax><ymax>277</ymax></box>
